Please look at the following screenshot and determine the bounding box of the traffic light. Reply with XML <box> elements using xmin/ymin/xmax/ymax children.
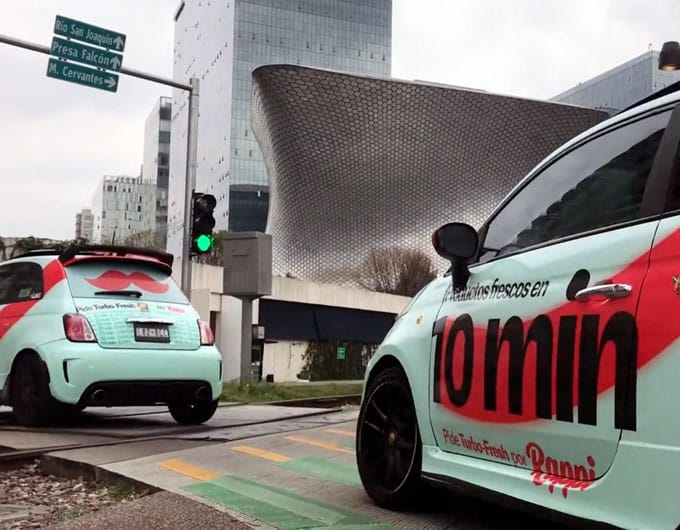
<box><xmin>191</xmin><ymin>192</ymin><xmax>216</xmax><ymax>254</ymax></box>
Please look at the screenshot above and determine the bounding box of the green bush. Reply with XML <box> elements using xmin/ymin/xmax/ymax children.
<box><xmin>299</xmin><ymin>340</ymin><xmax>378</xmax><ymax>381</ymax></box>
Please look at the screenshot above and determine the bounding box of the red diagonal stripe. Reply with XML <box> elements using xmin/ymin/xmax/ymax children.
<box><xmin>0</xmin><ymin>260</ymin><xmax>66</xmax><ymax>341</ymax></box>
<box><xmin>437</xmin><ymin>226</ymin><xmax>680</xmax><ymax>424</ymax></box>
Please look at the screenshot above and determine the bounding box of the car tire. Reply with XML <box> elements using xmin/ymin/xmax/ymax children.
<box><xmin>11</xmin><ymin>353</ymin><xmax>59</xmax><ymax>427</ymax></box>
<box><xmin>356</xmin><ymin>366</ymin><xmax>423</xmax><ymax>510</ymax></box>
<box><xmin>168</xmin><ymin>398</ymin><xmax>219</xmax><ymax>425</ymax></box>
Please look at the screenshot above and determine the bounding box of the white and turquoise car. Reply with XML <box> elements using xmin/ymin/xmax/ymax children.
<box><xmin>355</xmin><ymin>87</ymin><xmax>680</xmax><ymax>529</ymax></box>
<box><xmin>0</xmin><ymin>245</ymin><xmax>223</xmax><ymax>427</ymax></box>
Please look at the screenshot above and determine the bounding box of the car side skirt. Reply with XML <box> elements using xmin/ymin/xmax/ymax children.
<box><xmin>420</xmin><ymin>470</ymin><xmax>619</xmax><ymax>530</ymax></box>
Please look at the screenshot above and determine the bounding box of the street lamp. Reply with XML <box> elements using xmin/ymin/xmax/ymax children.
<box><xmin>659</xmin><ymin>41</ymin><xmax>680</xmax><ymax>71</ymax></box>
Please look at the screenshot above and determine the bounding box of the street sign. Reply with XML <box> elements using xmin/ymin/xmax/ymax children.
<box><xmin>47</xmin><ymin>58</ymin><xmax>118</xmax><ymax>92</ymax></box>
<box><xmin>50</xmin><ymin>37</ymin><xmax>123</xmax><ymax>72</ymax></box>
<box><xmin>337</xmin><ymin>346</ymin><xmax>346</xmax><ymax>360</ymax></box>
<box><xmin>47</xmin><ymin>15</ymin><xmax>126</xmax><ymax>93</ymax></box>
<box><xmin>53</xmin><ymin>15</ymin><xmax>126</xmax><ymax>52</ymax></box>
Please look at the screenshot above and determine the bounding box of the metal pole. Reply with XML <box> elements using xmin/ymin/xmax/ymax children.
<box><xmin>180</xmin><ymin>78</ymin><xmax>199</xmax><ymax>297</ymax></box>
<box><xmin>240</xmin><ymin>298</ymin><xmax>253</xmax><ymax>383</ymax></box>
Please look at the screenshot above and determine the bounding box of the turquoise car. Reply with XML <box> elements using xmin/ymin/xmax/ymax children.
<box><xmin>356</xmin><ymin>87</ymin><xmax>680</xmax><ymax>529</ymax></box>
<box><xmin>0</xmin><ymin>245</ymin><xmax>223</xmax><ymax>427</ymax></box>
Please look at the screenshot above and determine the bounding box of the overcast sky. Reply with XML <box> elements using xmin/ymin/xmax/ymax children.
<box><xmin>1</xmin><ymin>0</ymin><xmax>678</xmax><ymax>241</ymax></box>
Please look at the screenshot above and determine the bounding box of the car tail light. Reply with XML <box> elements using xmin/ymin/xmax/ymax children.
<box><xmin>198</xmin><ymin>320</ymin><xmax>214</xmax><ymax>346</ymax></box>
<box><xmin>63</xmin><ymin>314</ymin><xmax>97</xmax><ymax>342</ymax></box>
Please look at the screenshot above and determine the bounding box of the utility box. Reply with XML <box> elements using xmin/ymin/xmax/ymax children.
<box><xmin>222</xmin><ymin>232</ymin><xmax>272</xmax><ymax>297</ymax></box>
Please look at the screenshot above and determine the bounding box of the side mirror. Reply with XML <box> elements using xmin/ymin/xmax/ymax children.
<box><xmin>432</xmin><ymin>223</ymin><xmax>478</xmax><ymax>291</ymax></box>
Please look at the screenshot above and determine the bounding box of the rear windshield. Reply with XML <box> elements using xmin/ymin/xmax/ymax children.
<box><xmin>65</xmin><ymin>260</ymin><xmax>189</xmax><ymax>304</ymax></box>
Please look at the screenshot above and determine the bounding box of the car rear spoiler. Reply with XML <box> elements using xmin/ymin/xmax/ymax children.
<box><xmin>57</xmin><ymin>244</ymin><xmax>174</xmax><ymax>268</ymax></box>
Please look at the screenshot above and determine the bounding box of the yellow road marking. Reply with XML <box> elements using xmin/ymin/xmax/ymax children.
<box><xmin>157</xmin><ymin>458</ymin><xmax>220</xmax><ymax>481</ymax></box>
<box><xmin>285</xmin><ymin>435</ymin><xmax>355</xmax><ymax>455</ymax></box>
<box><xmin>232</xmin><ymin>445</ymin><xmax>291</xmax><ymax>463</ymax></box>
<box><xmin>325</xmin><ymin>429</ymin><xmax>355</xmax><ymax>438</ymax></box>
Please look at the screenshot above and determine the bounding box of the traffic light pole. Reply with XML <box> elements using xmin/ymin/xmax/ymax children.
<box><xmin>180</xmin><ymin>78</ymin><xmax>200</xmax><ymax>297</ymax></box>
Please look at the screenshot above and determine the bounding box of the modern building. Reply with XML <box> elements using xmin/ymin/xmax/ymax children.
<box><xmin>167</xmin><ymin>0</ymin><xmax>392</xmax><ymax>258</ymax></box>
<box><xmin>251</xmin><ymin>65</ymin><xmax>608</xmax><ymax>282</ymax></box>
<box><xmin>552</xmin><ymin>50</ymin><xmax>680</xmax><ymax>115</ymax></box>
<box><xmin>74</xmin><ymin>208</ymin><xmax>94</xmax><ymax>241</ymax></box>
<box><xmin>142</xmin><ymin>97</ymin><xmax>172</xmax><ymax>249</ymax></box>
<box><xmin>91</xmin><ymin>175</ymin><xmax>157</xmax><ymax>245</ymax></box>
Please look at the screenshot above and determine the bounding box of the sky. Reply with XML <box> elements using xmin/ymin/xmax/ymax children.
<box><xmin>0</xmin><ymin>0</ymin><xmax>678</xmax><ymax>241</ymax></box>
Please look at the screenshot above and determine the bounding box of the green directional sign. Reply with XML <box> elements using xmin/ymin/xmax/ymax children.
<box><xmin>50</xmin><ymin>37</ymin><xmax>123</xmax><ymax>72</ymax></box>
<box><xmin>54</xmin><ymin>15</ymin><xmax>126</xmax><ymax>52</ymax></box>
<box><xmin>47</xmin><ymin>58</ymin><xmax>119</xmax><ymax>92</ymax></box>
<box><xmin>337</xmin><ymin>346</ymin><xmax>346</xmax><ymax>360</ymax></box>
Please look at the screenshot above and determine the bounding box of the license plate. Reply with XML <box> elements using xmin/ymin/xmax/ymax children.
<box><xmin>134</xmin><ymin>323</ymin><xmax>170</xmax><ymax>343</ymax></box>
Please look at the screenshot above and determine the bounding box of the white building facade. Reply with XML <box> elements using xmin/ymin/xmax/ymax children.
<box><xmin>74</xmin><ymin>208</ymin><xmax>94</xmax><ymax>241</ymax></box>
<box><xmin>91</xmin><ymin>175</ymin><xmax>157</xmax><ymax>245</ymax></box>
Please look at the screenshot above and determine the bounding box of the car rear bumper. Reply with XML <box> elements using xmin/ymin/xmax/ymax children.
<box><xmin>38</xmin><ymin>339</ymin><xmax>223</xmax><ymax>405</ymax></box>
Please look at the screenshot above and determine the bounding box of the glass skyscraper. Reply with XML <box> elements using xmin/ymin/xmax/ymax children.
<box><xmin>167</xmin><ymin>0</ymin><xmax>392</xmax><ymax>257</ymax></box>
<box><xmin>551</xmin><ymin>50</ymin><xmax>680</xmax><ymax>115</ymax></box>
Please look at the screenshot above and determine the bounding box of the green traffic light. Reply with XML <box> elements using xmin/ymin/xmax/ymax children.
<box><xmin>195</xmin><ymin>234</ymin><xmax>213</xmax><ymax>252</ymax></box>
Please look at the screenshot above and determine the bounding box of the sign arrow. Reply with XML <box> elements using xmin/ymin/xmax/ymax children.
<box><xmin>105</xmin><ymin>76</ymin><xmax>117</xmax><ymax>89</ymax></box>
<box><xmin>113</xmin><ymin>35</ymin><xmax>125</xmax><ymax>50</ymax></box>
<box><xmin>110</xmin><ymin>56</ymin><xmax>121</xmax><ymax>70</ymax></box>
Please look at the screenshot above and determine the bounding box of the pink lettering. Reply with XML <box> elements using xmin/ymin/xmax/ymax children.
<box><xmin>525</xmin><ymin>442</ymin><xmax>595</xmax><ymax>498</ymax></box>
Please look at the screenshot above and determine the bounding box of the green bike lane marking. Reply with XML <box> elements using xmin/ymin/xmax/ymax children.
<box><xmin>186</xmin><ymin>475</ymin><xmax>394</xmax><ymax>529</ymax></box>
<box><xmin>280</xmin><ymin>456</ymin><xmax>362</xmax><ymax>487</ymax></box>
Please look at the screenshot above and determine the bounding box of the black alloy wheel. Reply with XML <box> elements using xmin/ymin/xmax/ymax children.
<box><xmin>11</xmin><ymin>354</ymin><xmax>58</xmax><ymax>427</ymax></box>
<box><xmin>356</xmin><ymin>366</ymin><xmax>423</xmax><ymax>510</ymax></box>
<box><xmin>168</xmin><ymin>398</ymin><xmax>219</xmax><ymax>425</ymax></box>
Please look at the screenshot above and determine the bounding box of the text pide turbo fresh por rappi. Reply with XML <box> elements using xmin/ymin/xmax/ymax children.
<box><xmin>440</xmin><ymin>429</ymin><xmax>596</xmax><ymax>498</ymax></box>
<box><xmin>446</xmin><ymin>278</ymin><xmax>550</xmax><ymax>302</ymax></box>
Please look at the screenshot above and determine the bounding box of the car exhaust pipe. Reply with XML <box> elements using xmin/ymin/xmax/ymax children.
<box><xmin>91</xmin><ymin>388</ymin><xmax>106</xmax><ymax>402</ymax></box>
<box><xmin>194</xmin><ymin>385</ymin><xmax>210</xmax><ymax>400</ymax></box>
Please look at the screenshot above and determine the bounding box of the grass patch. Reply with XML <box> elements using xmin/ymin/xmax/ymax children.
<box><xmin>56</xmin><ymin>507</ymin><xmax>87</xmax><ymax>521</ymax></box>
<box><xmin>106</xmin><ymin>484</ymin><xmax>138</xmax><ymax>500</ymax></box>
<box><xmin>220</xmin><ymin>381</ymin><xmax>364</xmax><ymax>403</ymax></box>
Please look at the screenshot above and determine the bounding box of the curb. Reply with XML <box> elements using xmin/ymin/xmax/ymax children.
<box><xmin>38</xmin><ymin>453</ymin><xmax>161</xmax><ymax>497</ymax></box>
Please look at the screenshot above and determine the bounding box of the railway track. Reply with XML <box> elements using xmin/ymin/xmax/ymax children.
<box><xmin>0</xmin><ymin>396</ymin><xmax>361</xmax><ymax>467</ymax></box>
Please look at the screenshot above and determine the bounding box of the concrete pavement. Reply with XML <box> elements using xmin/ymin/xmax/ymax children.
<box><xmin>41</xmin><ymin>409</ymin><xmax>566</xmax><ymax>530</ymax></box>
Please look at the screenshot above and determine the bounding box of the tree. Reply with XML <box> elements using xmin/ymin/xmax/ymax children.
<box><xmin>193</xmin><ymin>229</ymin><xmax>228</xmax><ymax>266</ymax></box>
<box><xmin>354</xmin><ymin>246</ymin><xmax>437</xmax><ymax>297</ymax></box>
<box><xmin>9</xmin><ymin>236</ymin><xmax>47</xmax><ymax>258</ymax></box>
<box><xmin>299</xmin><ymin>341</ymin><xmax>378</xmax><ymax>381</ymax></box>
<box><xmin>123</xmin><ymin>230</ymin><xmax>165</xmax><ymax>250</ymax></box>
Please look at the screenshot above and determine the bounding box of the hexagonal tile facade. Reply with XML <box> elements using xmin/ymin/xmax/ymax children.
<box><xmin>251</xmin><ymin>65</ymin><xmax>608</xmax><ymax>283</ymax></box>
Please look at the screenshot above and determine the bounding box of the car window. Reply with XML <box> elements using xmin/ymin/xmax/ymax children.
<box><xmin>0</xmin><ymin>262</ymin><xmax>44</xmax><ymax>304</ymax></box>
<box><xmin>64</xmin><ymin>260</ymin><xmax>189</xmax><ymax>304</ymax></box>
<box><xmin>479</xmin><ymin>109</ymin><xmax>672</xmax><ymax>262</ymax></box>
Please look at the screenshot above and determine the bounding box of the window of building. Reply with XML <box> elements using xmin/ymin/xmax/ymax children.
<box><xmin>481</xmin><ymin>109</ymin><xmax>672</xmax><ymax>261</ymax></box>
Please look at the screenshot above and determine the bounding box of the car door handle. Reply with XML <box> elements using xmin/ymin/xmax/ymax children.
<box><xmin>574</xmin><ymin>283</ymin><xmax>632</xmax><ymax>302</ymax></box>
